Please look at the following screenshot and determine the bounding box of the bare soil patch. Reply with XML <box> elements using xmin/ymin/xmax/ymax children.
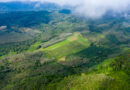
<box><xmin>68</xmin><ymin>37</ymin><xmax>78</xmax><ymax>41</ymax></box>
<box><xmin>59</xmin><ymin>57</ymin><xmax>66</xmax><ymax>61</ymax></box>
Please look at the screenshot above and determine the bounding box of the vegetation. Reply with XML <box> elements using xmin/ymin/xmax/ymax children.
<box><xmin>0</xmin><ymin>10</ymin><xmax>129</xmax><ymax>90</ymax></box>
<box><xmin>43</xmin><ymin>32</ymin><xmax>90</xmax><ymax>59</ymax></box>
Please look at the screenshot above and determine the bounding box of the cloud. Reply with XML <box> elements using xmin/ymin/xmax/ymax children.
<box><xmin>0</xmin><ymin>0</ymin><xmax>130</xmax><ymax>18</ymax></box>
<box><xmin>72</xmin><ymin>0</ymin><xmax>130</xmax><ymax>18</ymax></box>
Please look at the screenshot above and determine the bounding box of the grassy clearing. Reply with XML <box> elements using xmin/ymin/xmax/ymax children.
<box><xmin>43</xmin><ymin>33</ymin><xmax>90</xmax><ymax>59</ymax></box>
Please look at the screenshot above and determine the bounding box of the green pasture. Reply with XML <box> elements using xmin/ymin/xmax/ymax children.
<box><xmin>43</xmin><ymin>33</ymin><xmax>90</xmax><ymax>59</ymax></box>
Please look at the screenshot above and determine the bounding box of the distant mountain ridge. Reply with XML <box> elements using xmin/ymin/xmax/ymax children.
<box><xmin>0</xmin><ymin>1</ymin><xmax>61</xmax><ymax>12</ymax></box>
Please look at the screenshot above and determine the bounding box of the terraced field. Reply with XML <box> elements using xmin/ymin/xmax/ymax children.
<box><xmin>43</xmin><ymin>32</ymin><xmax>91</xmax><ymax>59</ymax></box>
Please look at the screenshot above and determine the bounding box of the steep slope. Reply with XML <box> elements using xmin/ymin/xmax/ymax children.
<box><xmin>45</xmin><ymin>52</ymin><xmax>130</xmax><ymax>90</ymax></box>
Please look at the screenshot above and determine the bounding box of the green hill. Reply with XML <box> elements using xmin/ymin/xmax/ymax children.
<box><xmin>45</xmin><ymin>53</ymin><xmax>130</xmax><ymax>90</ymax></box>
<box><xmin>43</xmin><ymin>32</ymin><xmax>90</xmax><ymax>59</ymax></box>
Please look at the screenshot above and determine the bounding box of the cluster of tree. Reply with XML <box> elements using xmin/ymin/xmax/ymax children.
<box><xmin>0</xmin><ymin>39</ymin><xmax>36</xmax><ymax>56</ymax></box>
<box><xmin>0</xmin><ymin>11</ymin><xmax>51</xmax><ymax>28</ymax></box>
<box><xmin>111</xmin><ymin>53</ymin><xmax>130</xmax><ymax>73</ymax></box>
<box><xmin>0</xmin><ymin>48</ymin><xmax>129</xmax><ymax>90</ymax></box>
<box><xmin>0</xmin><ymin>46</ymin><xmax>112</xmax><ymax>90</ymax></box>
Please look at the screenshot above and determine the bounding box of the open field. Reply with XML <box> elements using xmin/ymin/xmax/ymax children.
<box><xmin>43</xmin><ymin>33</ymin><xmax>90</xmax><ymax>59</ymax></box>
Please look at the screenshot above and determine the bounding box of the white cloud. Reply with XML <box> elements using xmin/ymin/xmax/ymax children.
<box><xmin>0</xmin><ymin>0</ymin><xmax>130</xmax><ymax>18</ymax></box>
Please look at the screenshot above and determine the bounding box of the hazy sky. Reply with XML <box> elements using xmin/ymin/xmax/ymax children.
<box><xmin>0</xmin><ymin>0</ymin><xmax>130</xmax><ymax>18</ymax></box>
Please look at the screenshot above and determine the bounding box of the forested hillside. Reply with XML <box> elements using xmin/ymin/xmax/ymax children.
<box><xmin>0</xmin><ymin>10</ymin><xmax>129</xmax><ymax>90</ymax></box>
